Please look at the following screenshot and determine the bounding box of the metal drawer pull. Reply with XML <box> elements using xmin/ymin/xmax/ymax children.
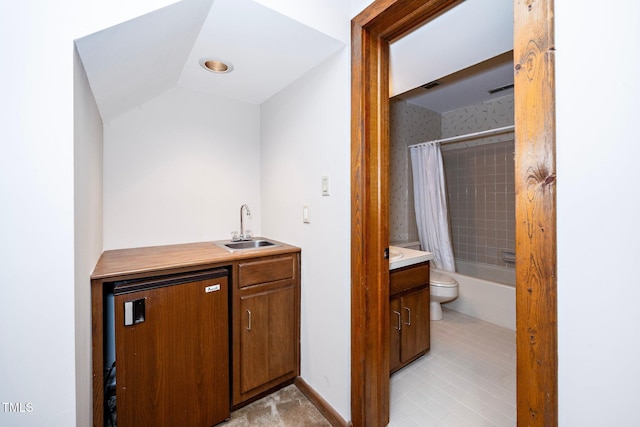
<box><xmin>247</xmin><ymin>310</ymin><xmax>252</xmax><ymax>331</ymax></box>
<box><xmin>393</xmin><ymin>311</ymin><xmax>402</xmax><ymax>331</ymax></box>
<box><xmin>404</xmin><ymin>307</ymin><xmax>411</xmax><ymax>326</ymax></box>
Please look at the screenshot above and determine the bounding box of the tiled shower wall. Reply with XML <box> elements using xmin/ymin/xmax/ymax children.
<box><xmin>441</xmin><ymin>95</ymin><xmax>515</xmax><ymax>268</ymax></box>
<box><xmin>441</xmin><ymin>141</ymin><xmax>515</xmax><ymax>267</ymax></box>
<box><xmin>389</xmin><ymin>94</ymin><xmax>515</xmax><ymax>269</ymax></box>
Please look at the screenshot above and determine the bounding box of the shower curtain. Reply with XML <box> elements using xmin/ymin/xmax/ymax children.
<box><xmin>409</xmin><ymin>142</ymin><xmax>456</xmax><ymax>272</ymax></box>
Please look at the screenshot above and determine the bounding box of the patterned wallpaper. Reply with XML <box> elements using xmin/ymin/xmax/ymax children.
<box><xmin>389</xmin><ymin>94</ymin><xmax>515</xmax><ymax>269</ymax></box>
<box><xmin>389</xmin><ymin>99</ymin><xmax>440</xmax><ymax>243</ymax></box>
<box><xmin>441</xmin><ymin>95</ymin><xmax>514</xmax><ymax>138</ymax></box>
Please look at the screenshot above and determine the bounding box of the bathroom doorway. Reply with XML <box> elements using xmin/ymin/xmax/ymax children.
<box><xmin>350</xmin><ymin>1</ymin><xmax>557</xmax><ymax>426</ymax></box>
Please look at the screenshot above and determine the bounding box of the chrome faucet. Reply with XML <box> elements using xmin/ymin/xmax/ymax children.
<box><xmin>238</xmin><ymin>204</ymin><xmax>251</xmax><ymax>241</ymax></box>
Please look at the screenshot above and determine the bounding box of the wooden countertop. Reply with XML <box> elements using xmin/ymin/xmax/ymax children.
<box><xmin>91</xmin><ymin>238</ymin><xmax>300</xmax><ymax>280</ymax></box>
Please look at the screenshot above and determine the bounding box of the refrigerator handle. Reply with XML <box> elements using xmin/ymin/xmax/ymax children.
<box><xmin>124</xmin><ymin>298</ymin><xmax>146</xmax><ymax>326</ymax></box>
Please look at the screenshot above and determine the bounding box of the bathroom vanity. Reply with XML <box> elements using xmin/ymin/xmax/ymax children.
<box><xmin>90</xmin><ymin>239</ymin><xmax>300</xmax><ymax>427</ymax></box>
<box><xmin>388</xmin><ymin>246</ymin><xmax>433</xmax><ymax>373</ymax></box>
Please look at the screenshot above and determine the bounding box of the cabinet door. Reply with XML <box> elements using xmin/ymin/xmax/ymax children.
<box><xmin>238</xmin><ymin>284</ymin><xmax>296</xmax><ymax>396</ymax></box>
<box><xmin>389</xmin><ymin>297</ymin><xmax>402</xmax><ymax>373</ymax></box>
<box><xmin>114</xmin><ymin>274</ymin><xmax>229</xmax><ymax>427</ymax></box>
<box><xmin>400</xmin><ymin>287</ymin><xmax>430</xmax><ymax>363</ymax></box>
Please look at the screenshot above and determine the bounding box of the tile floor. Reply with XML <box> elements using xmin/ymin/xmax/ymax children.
<box><xmin>389</xmin><ymin>308</ymin><xmax>516</xmax><ymax>427</ymax></box>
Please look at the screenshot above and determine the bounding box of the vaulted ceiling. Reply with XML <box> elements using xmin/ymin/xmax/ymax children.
<box><xmin>74</xmin><ymin>0</ymin><xmax>513</xmax><ymax>123</ymax></box>
<box><xmin>75</xmin><ymin>0</ymin><xmax>344</xmax><ymax>123</ymax></box>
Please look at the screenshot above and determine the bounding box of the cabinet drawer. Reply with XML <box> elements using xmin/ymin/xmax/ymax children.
<box><xmin>238</xmin><ymin>256</ymin><xmax>294</xmax><ymax>288</ymax></box>
<box><xmin>390</xmin><ymin>262</ymin><xmax>429</xmax><ymax>296</ymax></box>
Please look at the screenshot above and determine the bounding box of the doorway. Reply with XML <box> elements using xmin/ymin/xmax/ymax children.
<box><xmin>350</xmin><ymin>1</ymin><xmax>557</xmax><ymax>426</ymax></box>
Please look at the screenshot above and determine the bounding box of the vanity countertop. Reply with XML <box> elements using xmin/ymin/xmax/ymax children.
<box><xmin>389</xmin><ymin>245</ymin><xmax>433</xmax><ymax>270</ymax></box>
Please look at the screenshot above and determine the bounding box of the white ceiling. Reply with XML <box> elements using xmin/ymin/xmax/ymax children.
<box><xmin>75</xmin><ymin>0</ymin><xmax>513</xmax><ymax>122</ymax></box>
<box><xmin>394</xmin><ymin>51</ymin><xmax>514</xmax><ymax>114</ymax></box>
<box><xmin>75</xmin><ymin>0</ymin><xmax>344</xmax><ymax>123</ymax></box>
<box><xmin>389</xmin><ymin>0</ymin><xmax>514</xmax><ymax>113</ymax></box>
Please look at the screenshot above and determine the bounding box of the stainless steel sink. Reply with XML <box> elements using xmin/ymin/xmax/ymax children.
<box><xmin>216</xmin><ymin>239</ymin><xmax>279</xmax><ymax>252</ymax></box>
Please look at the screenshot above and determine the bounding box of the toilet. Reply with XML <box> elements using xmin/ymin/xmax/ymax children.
<box><xmin>391</xmin><ymin>241</ymin><xmax>459</xmax><ymax>321</ymax></box>
<box><xmin>430</xmin><ymin>271</ymin><xmax>458</xmax><ymax>321</ymax></box>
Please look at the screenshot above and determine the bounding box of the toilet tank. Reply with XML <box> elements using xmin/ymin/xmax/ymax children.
<box><xmin>391</xmin><ymin>241</ymin><xmax>422</xmax><ymax>251</ymax></box>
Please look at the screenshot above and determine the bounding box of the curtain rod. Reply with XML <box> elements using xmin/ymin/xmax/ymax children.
<box><xmin>408</xmin><ymin>125</ymin><xmax>515</xmax><ymax>149</ymax></box>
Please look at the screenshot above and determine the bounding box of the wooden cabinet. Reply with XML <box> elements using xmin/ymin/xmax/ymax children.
<box><xmin>389</xmin><ymin>262</ymin><xmax>430</xmax><ymax>374</ymax></box>
<box><xmin>90</xmin><ymin>241</ymin><xmax>302</xmax><ymax>427</ymax></box>
<box><xmin>232</xmin><ymin>253</ymin><xmax>300</xmax><ymax>406</ymax></box>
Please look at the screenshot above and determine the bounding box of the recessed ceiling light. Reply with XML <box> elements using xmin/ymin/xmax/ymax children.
<box><xmin>199</xmin><ymin>58</ymin><xmax>234</xmax><ymax>74</ymax></box>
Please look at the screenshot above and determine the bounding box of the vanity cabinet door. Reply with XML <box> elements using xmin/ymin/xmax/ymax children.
<box><xmin>390</xmin><ymin>261</ymin><xmax>430</xmax><ymax>374</ymax></box>
<box><xmin>389</xmin><ymin>288</ymin><xmax>430</xmax><ymax>373</ymax></box>
<box><xmin>399</xmin><ymin>287</ymin><xmax>430</xmax><ymax>363</ymax></box>
<box><xmin>390</xmin><ymin>297</ymin><xmax>402</xmax><ymax>373</ymax></box>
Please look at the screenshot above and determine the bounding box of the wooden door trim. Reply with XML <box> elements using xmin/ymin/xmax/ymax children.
<box><xmin>514</xmin><ymin>0</ymin><xmax>558</xmax><ymax>424</ymax></box>
<box><xmin>350</xmin><ymin>17</ymin><xmax>391</xmax><ymax>426</ymax></box>
<box><xmin>350</xmin><ymin>0</ymin><xmax>558</xmax><ymax>425</ymax></box>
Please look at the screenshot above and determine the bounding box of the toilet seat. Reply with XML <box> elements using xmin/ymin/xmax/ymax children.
<box><xmin>430</xmin><ymin>272</ymin><xmax>457</xmax><ymax>287</ymax></box>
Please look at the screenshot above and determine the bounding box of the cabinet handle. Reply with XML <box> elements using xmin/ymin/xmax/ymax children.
<box><xmin>246</xmin><ymin>309</ymin><xmax>252</xmax><ymax>331</ymax></box>
<box><xmin>404</xmin><ymin>307</ymin><xmax>411</xmax><ymax>326</ymax></box>
<box><xmin>393</xmin><ymin>311</ymin><xmax>402</xmax><ymax>331</ymax></box>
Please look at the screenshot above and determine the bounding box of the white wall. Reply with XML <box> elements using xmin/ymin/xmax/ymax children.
<box><xmin>556</xmin><ymin>1</ymin><xmax>640</xmax><ymax>424</ymax></box>
<box><xmin>261</xmin><ymin>47</ymin><xmax>351</xmax><ymax>421</ymax></box>
<box><xmin>73</xmin><ymin>47</ymin><xmax>104</xmax><ymax>427</ymax></box>
<box><xmin>0</xmin><ymin>4</ymin><xmax>77</xmax><ymax>423</ymax></box>
<box><xmin>255</xmin><ymin>3</ymin><xmax>352</xmax><ymax>418</ymax></box>
<box><xmin>389</xmin><ymin>0</ymin><xmax>513</xmax><ymax>98</ymax></box>
<box><xmin>103</xmin><ymin>87</ymin><xmax>261</xmax><ymax>249</ymax></box>
<box><xmin>0</xmin><ymin>1</ymin><xmax>195</xmax><ymax>426</ymax></box>
<box><xmin>351</xmin><ymin>0</ymin><xmax>373</xmax><ymax>17</ymax></box>
<box><xmin>257</xmin><ymin>0</ymin><xmax>350</xmax><ymax>43</ymax></box>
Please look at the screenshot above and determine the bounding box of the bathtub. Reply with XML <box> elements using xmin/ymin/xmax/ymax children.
<box><xmin>436</xmin><ymin>265</ymin><xmax>515</xmax><ymax>330</ymax></box>
<box><xmin>455</xmin><ymin>259</ymin><xmax>515</xmax><ymax>286</ymax></box>
<box><xmin>391</xmin><ymin>241</ymin><xmax>516</xmax><ymax>330</ymax></box>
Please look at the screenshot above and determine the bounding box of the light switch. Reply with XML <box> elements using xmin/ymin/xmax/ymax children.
<box><xmin>303</xmin><ymin>203</ymin><xmax>310</xmax><ymax>223</ymax></box>
<box><xmin>321</xmin><ymin>176</ymin><xmax>330</xmax><ymax>196</ymax></box>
